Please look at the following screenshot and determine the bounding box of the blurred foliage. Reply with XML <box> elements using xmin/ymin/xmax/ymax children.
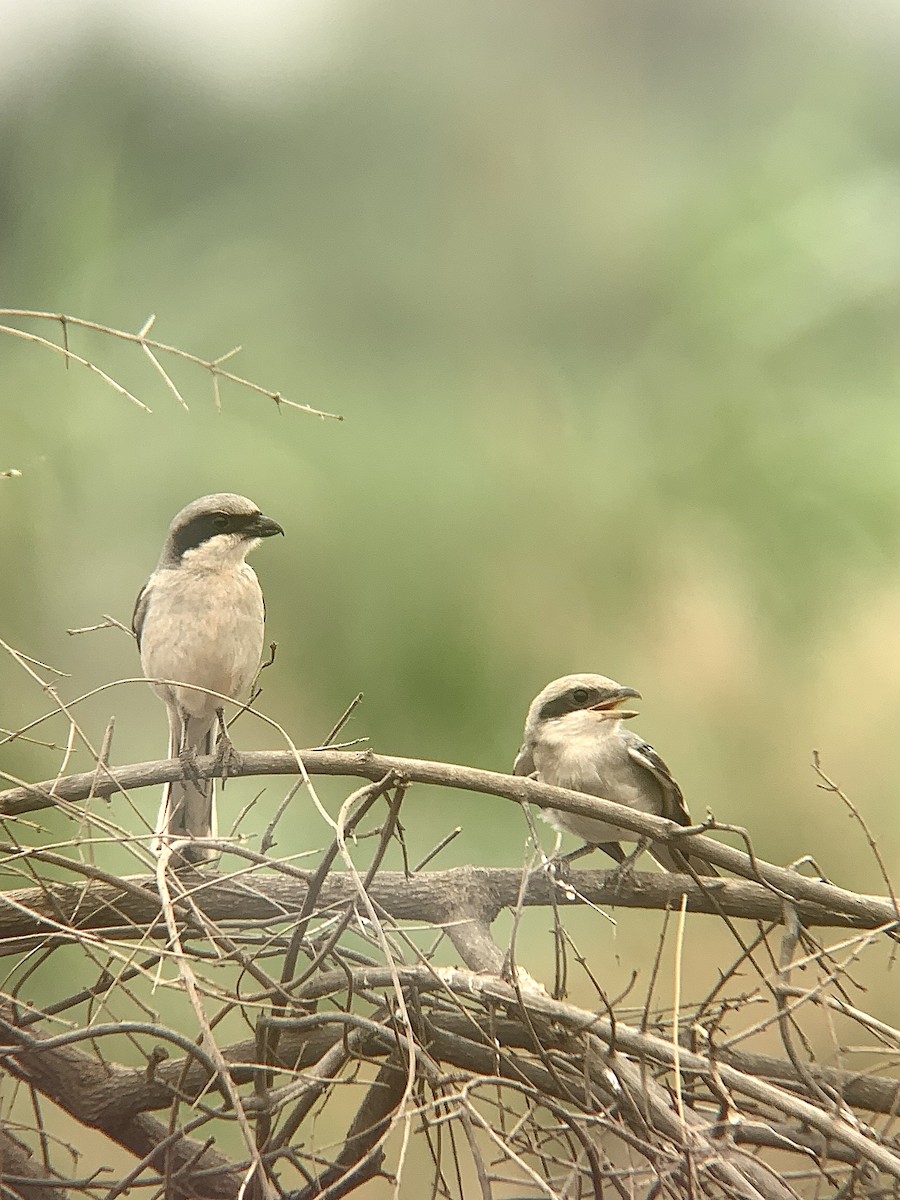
<box><xmin>2</xmin><ymin>0</ymin><xmax>900</xmax><ymax>1010</ymax></box>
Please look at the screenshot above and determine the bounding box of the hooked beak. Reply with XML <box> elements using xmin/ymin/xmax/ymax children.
<box><xmin>590</xmin><ymin>686</ymin><xmax>641</xmax><ymax>721</ymax></box>
<box><xmin>246</xmin><ymin>513</ymin><xmax>284</xmax><ymax>539</ymax></box>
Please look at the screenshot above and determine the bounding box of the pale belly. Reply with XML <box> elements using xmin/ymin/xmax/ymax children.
<box><xmin>140</xmin><ymin>568</ymin><xmax>264</xmax><ymax>720</ymax></box>
<box><xmin>534</xmin><ymin>740</ymin><xmax>654</xmax><ymax>846</ymax></box>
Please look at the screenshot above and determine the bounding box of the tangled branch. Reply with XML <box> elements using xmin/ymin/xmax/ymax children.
<box><xmin>0</xmin><ymin>749</ymin><xmax>898</xmax><ymax>1198</ymax></box>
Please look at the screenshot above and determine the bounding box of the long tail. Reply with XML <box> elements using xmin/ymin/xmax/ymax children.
<box><xmin>153</xmin><ymin>713</ymin><xmax>218</xmax><ymax>864</ymax></box>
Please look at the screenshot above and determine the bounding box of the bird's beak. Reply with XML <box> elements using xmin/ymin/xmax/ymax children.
<box><xmin>247</xmin><ymin>514</ymin><xmax>284</xmax><ymax>538</ymax></box>
<box><xmin>590</xmin><ymin>687</ymin><xmax>641</xmax><ymax>721</ymax></box>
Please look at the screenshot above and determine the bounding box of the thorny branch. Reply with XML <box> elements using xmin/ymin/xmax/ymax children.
<box><xmin>0</xmin><ymin>309</ymin><xmax>342</xmax><ymax>421</ymax></box>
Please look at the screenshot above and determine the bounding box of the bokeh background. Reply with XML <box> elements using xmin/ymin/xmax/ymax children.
<box><xmin>3</xmin><ymin>0</ymin><xmax>900</xmax><ymax>1181</ymax></box>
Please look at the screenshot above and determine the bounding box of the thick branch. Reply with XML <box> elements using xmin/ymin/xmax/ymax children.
<box><xmin>286</xmin><ymin>964</ymin><xmax>900</xmax><ymax>1183</ymax></box>
<box><xmin>0</xmin><ymin>1127</ymin><xmax>69</xmax><ymax>1200</ymax></box>
<box><xmin>0</xmin><ymin>1017</ymin><xmax>243</xmax><ymax>1199</ymax></box>
<box><xmin>0</xmin><ymin>861</ymin><xmax>894</xmax><ymax>963</ymax></box>
<box><xmin>62</xmin><ymin>1005</ymin><xmax>900</xmax><ymax>1127</ymax></box>
<box><xmin>1</xmin><ymin>751</ymin><xmax>896</xmax><ymax>933</ymax></box>
<box><xmin>6</xmin><ymin>970</ymin><xmax>899</xmax><ymax>1191</ymax></box>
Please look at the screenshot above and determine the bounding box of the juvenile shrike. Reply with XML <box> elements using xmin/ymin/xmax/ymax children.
<box><xmin>133</xmin><ymin>493</ymin><xmax>283</xmax><ymax>863</ymax></box>
<box><xmin>514</xmin><ymin>673</ymin><xmax>715</xmax><ymax>875</ymax></box>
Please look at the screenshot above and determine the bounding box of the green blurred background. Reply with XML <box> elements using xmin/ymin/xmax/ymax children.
<box><xmin>2</xmin><ymin>0</ymin><xmax>900</xmax><ymax>1167</ymax></box>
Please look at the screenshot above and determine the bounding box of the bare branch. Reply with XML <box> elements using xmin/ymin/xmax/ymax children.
<box><xmin>2</xmin><ymin>750</ymin><xmax>896</xmax><ymax>932</ymax></box>
<box><xmin>2</xmin><ymin>743</ymin><xmax>898</xmax><ymax>1195</ymax></box>
<box><xmin>0</xmin><ymin>309</ymin><xmax>342</xmax><ymax>420</ymax></box>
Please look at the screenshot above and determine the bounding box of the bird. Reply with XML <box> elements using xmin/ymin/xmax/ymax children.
<box><xmin>133</xmin><ymin>493</ymin><xmax>284</xmax><ymax>864</ymax></box>
<box><xmin>513</xmin><ymin>673</ymin><xmax>716</xmax><ymax>875</ymax></box>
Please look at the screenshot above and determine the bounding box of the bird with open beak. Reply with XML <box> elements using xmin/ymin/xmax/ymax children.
<box><xmin>133</xmin><ymin>493</ymin><xmax>284</xmax><ymax>864</ymax></box>
<box><xmin>514</xmin><ymin>673</ymin><xmax>716</xmax><ymax>874</ymax></box>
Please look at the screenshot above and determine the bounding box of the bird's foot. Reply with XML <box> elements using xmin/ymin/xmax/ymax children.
<box><xmin>214</xmin><ymin>710</ymin><xmax>242</xmax><ymax>782</ymax></box>
<box><xmin>542</xmin><ymin>844</ymin><xmax>607</xmax><ymax>902</ymax></box>
<box><xmin>178</xmin><ymin>745</ymin><xmax>204</xmax><ymax>788</ymax></box>
<box><xmin>606</xmin><ymin>840</ymin><xmax>650</xmax><ymax>894</ymax></box>
<box><xmin>214</xmin><ymin>735</ymin><xmax>241</xmax><ymax>779</ymax></box>
<box><xmin>540</xmin><ymin>855</ymin><xmax>583</xmax><ymax>905</ymax></box>
<box><xmin>544</xmin><ymin>855</ymin><xmax>572</xmax><ymax>886</ymax></box>
<box><xmin>542</xmin><ymin>844</ymin><xmax>593</xmax><ymax>888</ymax></box>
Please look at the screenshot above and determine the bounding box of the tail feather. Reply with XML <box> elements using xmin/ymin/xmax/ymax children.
<box><xmin>153</xmin><ymin>717</ymin><xmax>218</xmax><ymax>864</ymax></box>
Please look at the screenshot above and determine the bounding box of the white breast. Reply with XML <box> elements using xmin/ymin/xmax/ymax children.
<box><xmin>139</xmin><ymin>563</ymin><xmax>265</xmax><ymax>720</ymax></box>
<box><xmin>533</xmin><ymin>716</ymin><xmax>659</xmax><ymax>845</ymax></box>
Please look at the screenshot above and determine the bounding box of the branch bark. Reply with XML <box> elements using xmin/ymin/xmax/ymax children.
<box><xmin>0</xmin><ymin>860</ymin><xmax>894</xmax><ymax>965</ymax></box>
<box><xmin>0</xmin><ymin>1127</ymin><xmax>69</xmax><ymax>1200</ymax></box>
<box><xmin>1</xmin><ymin>750</ymin><xmax>897</xmax><ymax>933</ymax></box>
<box><xmin>3</xmin><ymin>750</ymin><xmax>899</xmax><ymax>1194</ymax></box>
<box><xmin>0</xmin><ymin>1009</ymin><xmax>243</xmax><ymax>1198</ymax></box>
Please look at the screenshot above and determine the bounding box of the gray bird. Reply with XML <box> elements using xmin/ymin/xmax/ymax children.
<box><xmin>514</xmin><ymin>673</ymin><xmax>715</xmax><ymax>874</ymax></box>
<box><xmin>133</xmin><ymin>493</ymin><xmax>284</xmax><ymax>863</ymax></box>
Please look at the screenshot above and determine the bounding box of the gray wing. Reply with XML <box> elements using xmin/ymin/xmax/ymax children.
<box><xmin>132</xmin><ymin>579</ymin><xmax>153</xmax><ymax>650</ymax></box>
<box><xmin>512</xmin><ymin>742</ymin><xmax>535</xmax><ymax>777</ymax></box>
<box><xmin>625</xmin><ymin>732</ymin><xmax>718</xmax><ymax>875</ymax></box>
<box><xmin>624</xmin><ymin>733</ymin><xmax>692</xmax><ymax>826</ymax></box>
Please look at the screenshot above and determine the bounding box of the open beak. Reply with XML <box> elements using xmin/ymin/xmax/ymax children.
<box><xmin>590</xmin><ymin>686</ymin><xmax>641</xmax><ymax>721</ymax></box>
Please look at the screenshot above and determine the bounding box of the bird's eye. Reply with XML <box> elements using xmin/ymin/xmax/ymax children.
<box><xmin>571</xmin><ymin>688</ymin><xmax>590</xmax><ymax>705</ymax></box>
<box><xmin>212</xmin><ymin>513</ymin><xmax>229</xmax><ymax>531</ymax></box>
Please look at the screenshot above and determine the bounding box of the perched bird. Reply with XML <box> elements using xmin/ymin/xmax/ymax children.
<box><xmin>133</xmin><ymin>493</ymin><xmax>284</xmax><ymax>863</ymax></box>
<box><xmin>514</xmin><ymin>673</ymin><xmax>715</xmax><ymax>874</ymax></box>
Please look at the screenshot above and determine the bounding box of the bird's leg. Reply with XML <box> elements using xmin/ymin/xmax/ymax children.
<box><xmin>543</xmin><ymin>842</ymin><xmax>595</xmax><ymax>885</ymax></box>
<box><xmin>213</xmin><ymin>707</ymin><xmax>241</xmax><ymax>782</ymax></box>
<box><xmin>606</xmin><ymin>838</ymin><xmax>652</xmax><ymax>892</ymax></box>
<box><xmin>175</xmin><ymin>712</ymin><xmax>204</xmax><ymax>790</ymax></box>
<box><xmin>559</xmin><ymin>843</ymin><xmax>596</xmax><ymax>867</ymax></box>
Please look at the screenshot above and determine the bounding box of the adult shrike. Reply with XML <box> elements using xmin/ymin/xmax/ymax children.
<box><xmin>133</xmin><ymin>493</ymin><xmax>284</xmax><ymax>863</ymax></box>
<box><xmin>514</xmin><ymin>673</ymin><xmax>715</xmax><ymax>874</ymax></box>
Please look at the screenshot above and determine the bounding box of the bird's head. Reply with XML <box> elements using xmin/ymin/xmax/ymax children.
<box><xmin>163</xmin><ymin>493</ymin><xmax>284</xmax><ymax>568</ymax></box>
<box><xmin>524</xmin><ymin>673</ymin><xmax>642</xmax><ymax>739</ymax></box>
